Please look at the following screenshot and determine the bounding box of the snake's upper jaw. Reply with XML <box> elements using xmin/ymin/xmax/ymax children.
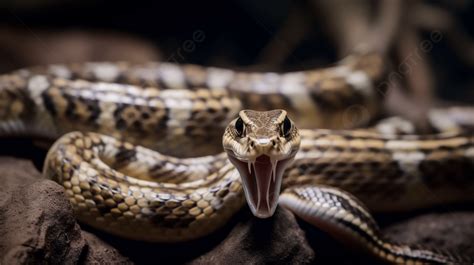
<box><xmin>228</xmin><ymin>152</ymin><xmax>295</xmax><ymax>218</ymax></box>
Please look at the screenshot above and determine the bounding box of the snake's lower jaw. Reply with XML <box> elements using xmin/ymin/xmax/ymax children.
<box><xmin>228</xmin><ymin>153</ymin><xmax>295</xmax><ymax>218</ymax></box>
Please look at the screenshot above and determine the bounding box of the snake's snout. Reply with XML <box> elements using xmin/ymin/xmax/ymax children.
<box><xmin>249</xmin><ymin>137</ymin><xmax>277</xmax><ymax>148</ymax></box>
<box><xmin>248</xmin><ymin>136</ymin><xmax>279</xmax><ymax>154</ymax></box>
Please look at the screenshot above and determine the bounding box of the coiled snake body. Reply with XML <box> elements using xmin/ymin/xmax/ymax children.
<box><xmin>1</xmin><ymin>52</ymin><xmax>474</xmax><ymax>264</ymax></box>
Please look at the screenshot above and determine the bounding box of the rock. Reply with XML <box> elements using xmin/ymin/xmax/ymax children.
<box><xmin>0</xmin><ymin>157</ymin><xmax>129</xmax><ymax>264</ymax></box>
<box><xmin>0</xmin><ymin>157</ymin><xmax>85</xmax><ymax>264</ymax></box>
<box><xmin>82</xmin><ymin>231</ymin><xmax>132</xmax><ymax>264</ymax></box>
<box><xmin>190</xmin><ymin>207</ymin><xmax>316</xmax><ymax>265</ymax></box>
<box><xmin>384</xmin><ymin>212</ymin><xmax>474</xmax><ymax>257</ymax></box>
<box><xmin>81</xmin><ymin>207</ymin><xmax>315</xmax><ymax>264</ymax></box>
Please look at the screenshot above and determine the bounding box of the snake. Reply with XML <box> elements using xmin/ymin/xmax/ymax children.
<box><xmin>0</xmin><ymin>50</ymin><xmax>384</xmax><ymax>156</ymax></box>
<box><xmin>1</xmin><ymin>51</ymin><xmax>474</xmax><ymax>264</ymax></box>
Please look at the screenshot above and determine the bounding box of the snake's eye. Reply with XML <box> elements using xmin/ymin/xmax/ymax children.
<box><xmin>235</xmin><ymin>117</ymin><xmax>245</xmax><ymax>137</ymax></box>
<box><xmin>281</xmin><ymin>116</ymin><xmax>292</xmax><ymax>138</ymax></box>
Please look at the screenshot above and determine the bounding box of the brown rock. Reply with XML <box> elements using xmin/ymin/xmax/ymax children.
<box><xmin>0</xmin><ymin>157</ymin><xmax>130</xmax><ymax>264</ymax></box>
<box><xmin>0</xmin><ymin>157</ymin><xmax>85</xmax><ymax>264</ymax></box>
<box><xmin>82</xmin><ymin>231</ymin><xmax>132</xmax><ymax>265</ymax></box>
<box><xmin>190</xmin><ymin>207</ymin><xmax>316</xmax><ymax>265</ymax></box>
<box><xmin>384</xmin><ymin>212</ymin><xmax>474</xmax><ymax>258</ymax></box>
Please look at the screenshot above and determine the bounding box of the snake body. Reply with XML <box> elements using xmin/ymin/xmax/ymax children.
<box><xmin>1</xmin><ymin>54</ymin><xmax>474</xmax><ymax>264</ymax></box>
<box><xmin>0</xmin><ymin>51</ymin><xmax>384</xmax><ymax>156</ymax></box>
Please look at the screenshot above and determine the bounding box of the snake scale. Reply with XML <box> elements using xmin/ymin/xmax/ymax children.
<box><xmin>1</xmin><ymin>51</ymin><xmax>474</xmax><ymax>264</ymax></box>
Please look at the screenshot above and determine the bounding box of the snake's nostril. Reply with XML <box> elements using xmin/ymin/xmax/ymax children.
<box><xmin>250</xmin><ymin>141</ymin><xmax>255</xmax><ymax>148</ymax></box>
<box><xmin>272</xmin><ymin>140</ymin><xmax>277</xmax><ymax>147</ymax></box>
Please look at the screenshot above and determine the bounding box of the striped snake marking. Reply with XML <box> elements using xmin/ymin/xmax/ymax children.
<box><xmin>0</xmin><ymin>51</ymin><xmax>384</xmax><ymax>156</ymax></box>
<box><xmin>1</xmin><ymin>52</ymin><xmax>474</xmax><ymax>263</ymax></box>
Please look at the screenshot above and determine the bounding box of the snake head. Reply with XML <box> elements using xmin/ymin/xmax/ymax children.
<box><xmin>223</xmin><ymin>109</ymin><xmax>300</xmax><ymax>218</ymax></box>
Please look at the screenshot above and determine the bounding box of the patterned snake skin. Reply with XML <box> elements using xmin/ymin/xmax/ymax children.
<box><xmin>0</xmin><ymin>51</ymin><xmax>384</xmax><ymax>157</ymax></box>
<box><xmin>1</xmin><ymin>52</ymin><xmax>474</xmax><ymax>264</ymax></box>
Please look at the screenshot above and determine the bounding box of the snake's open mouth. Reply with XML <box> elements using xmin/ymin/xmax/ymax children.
<box><xmin>227</xmin><ymin>153</ymin><xmax>294</xmax><ymax>218</ymax></box>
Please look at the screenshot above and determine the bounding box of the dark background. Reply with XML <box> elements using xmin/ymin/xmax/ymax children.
<box><xmin>0</xmin><ymin>0</ymin><xmax>472</xmax><ymax>101</ymax></box>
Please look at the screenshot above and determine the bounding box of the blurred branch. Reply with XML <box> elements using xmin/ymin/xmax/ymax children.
<box><xmin>396</xmin><ymin>25</ymin><xmax>434</xmax><ymax>110</ymax></box>
<box><xmin>256</xmin><ymin>3</ymin><xmax>312</xmax><ymax>67</ymax></box>
<box><xmin>310</xmin><ymin>0</ymin><xmax>403</xmax><ymax>55</ymax></box>
<box><xmin>385</xmin><ymin>79</ymin><xmax>432</xmax><ymax>132</ymax></box>
<box><xmin>413</xmin><ymin>3</ymin><xmax>474</xmax><ymax>66</ymax></box>
<box><xmin>310</xmin><ymin>0</ymin><xmax>372</xmax><ymax>55</ymax></box>
<box><xmin>257</xmin><ymin>0</ymin><xmax>404</xmax><ymax>67</ymax></box>
<box><xmin>369</xmin><ymin>0</ymin><xmax>404</xmax><ymax>54</ymax></box>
